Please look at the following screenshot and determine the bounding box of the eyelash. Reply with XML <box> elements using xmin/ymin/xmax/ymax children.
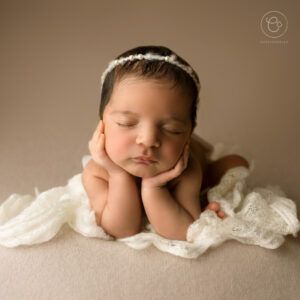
<box><xmin>116</xmin><ymin>122</ymin><xmax>134</xmax><ymax>127</ymax></box>
<box><xmin>116</xmin><ymin>123</ymin><xmax>183</xmax><ymax>135</ymax></box>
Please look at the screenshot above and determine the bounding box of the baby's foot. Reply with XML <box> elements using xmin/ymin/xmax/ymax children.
<box><xmin>206</xmin><ymin>201</ymin><xmax>226</xmax><ymax>219</ymax></box>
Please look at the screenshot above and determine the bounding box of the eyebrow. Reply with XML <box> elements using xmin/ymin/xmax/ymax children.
<box><xmin>110</xmin><ymin>110</ymin><xmax>188</xmax><ymax>124</ymax></box>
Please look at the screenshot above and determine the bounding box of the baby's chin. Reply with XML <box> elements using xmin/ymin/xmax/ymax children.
<box><xmin>124</xmin><ymin>165</ymin><xmax>162</xmax><ymax>178</ymax></box>
<box><xmin>120</xmin><ymin>161</ymin><xmax>171</xmax><ymax>178</ymax></box>
<box><xmin>110</xmin><ymin>156</ymin><xmax>175</xmax><ymax>178</ymax></box>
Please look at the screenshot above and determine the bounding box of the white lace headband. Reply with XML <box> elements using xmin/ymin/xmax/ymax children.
<box><xmin>100</xmin><ymin>53</ymin><xmax>200</xmax><ymax>93</ymax></box>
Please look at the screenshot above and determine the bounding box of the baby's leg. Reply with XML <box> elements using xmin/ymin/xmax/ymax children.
<box><xmin>201</xmin><ymin>154</ymin><xmax>249</xmax><ymax>190</ymax></box>
<box><xmin>201</xmin><ymin>154</ymin><xmax>250</xmax><ymax>218</ymax></box>
<box><xmin>205</xmin><ymin>154</ymin><xmax>249</xmax><ymax>188</ymax></box>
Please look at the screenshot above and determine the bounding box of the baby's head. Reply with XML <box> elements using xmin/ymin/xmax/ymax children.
<box><xmin>98</xmin><ymin>45</ymin><xmax>201</xmax><ymax>178</ymax></box>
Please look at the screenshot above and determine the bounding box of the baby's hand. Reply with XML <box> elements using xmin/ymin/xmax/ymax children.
<box><xmin>88</xmin><ymin>120</ymin><xmax>126</xmax><ymax>176</ymax></box>
<box><xmin>142</xmin><ymin>143</ymin><xmax>190</xmax><ymax>189</ymax></box>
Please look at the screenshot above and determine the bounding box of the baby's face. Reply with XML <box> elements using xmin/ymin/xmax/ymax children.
<box><xmin>102</xmin><ymin>76</ymin><xmax>193</xmax><ymax>178</ymax></box>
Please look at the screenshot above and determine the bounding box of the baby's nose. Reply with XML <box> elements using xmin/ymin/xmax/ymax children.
<box><xmin>136</xmin><ymin>130</ymin><xmax>160</xmax><ymax>148</ymax></box>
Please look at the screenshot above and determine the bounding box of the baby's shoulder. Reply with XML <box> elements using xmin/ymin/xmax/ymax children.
<box><xmin>83</xmin><ymin>159</ymin><xmax>109</xmax><ymax>181</ymax></box>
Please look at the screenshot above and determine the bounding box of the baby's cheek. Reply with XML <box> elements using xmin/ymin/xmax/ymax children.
<box><xmin>104</xmin><ymin>133</ymin><xmax>116</xmax><ymax>155</ymax></box>
<box><xmin>162</xmin><ymin>144</ymin><xmax>183</xmax><ymax>166</ymax></box>
<box><xmin>105</xmin><ymin>133</ymin><xmax>131</xmax><ymax>159</ymax></box>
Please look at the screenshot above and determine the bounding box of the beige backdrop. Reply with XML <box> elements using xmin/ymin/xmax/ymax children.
<box><xmin>0</xmin><ymin>0</ymin><xmax>299</xmax><ymax>203</ymax></box>
<box><xmin>1</xmin><ymin>2</ymin><xmax>300</xmax><ymax>300</ymax></box>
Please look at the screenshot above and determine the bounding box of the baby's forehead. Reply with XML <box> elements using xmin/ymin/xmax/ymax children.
<box><xmin>113</xmin><ymin>76</ymin><xmax>189</xmax><ymax>100</ymax></box>
<box><xmin>108</xmin><ymin>75</ymin><xmax>192</xmax><ymax>114</ymax></box>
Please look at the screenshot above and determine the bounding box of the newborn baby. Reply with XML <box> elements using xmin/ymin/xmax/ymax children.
<box><xmin>82</xmin><ymin>45</ymin><xmax>249</xmax><ymax>241</ymax></box>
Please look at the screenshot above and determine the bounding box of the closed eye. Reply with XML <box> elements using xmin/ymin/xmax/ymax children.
<box><xmin>164</xmin><ymin>129</ymin><xmax>185</xmax><ymax>135</ymax></box>
<box><xmin>162</xmin><ymin>126</ymin><xmax>186</xmax><ymax>134</ymax></box>
<box><xmin>116</xmin><ymin>122</ymin><xmax>186</xmax><ymax>134</ymax></box>
<box><xmin>116</xmin><ymin>122</ymin><xmax>136</xmax><ymax>127</ymax></box>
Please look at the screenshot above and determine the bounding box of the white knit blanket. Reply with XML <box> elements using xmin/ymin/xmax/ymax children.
<box><xmin>1</xmin><ymin>144</ymin><xmax>299</xmax><ymax>259</ymax></box>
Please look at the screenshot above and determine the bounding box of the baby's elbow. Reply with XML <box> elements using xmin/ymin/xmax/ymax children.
<box><xmin>157</xmin><ymin>223</ymin><xmax>192</xmax><ymax>242</ymax></box>
<box><xmin>101</xmin><ymin>221</ymin><xmax>142</xmax><ymax>239</ymax></box>
<box><xmin>113</xmin><ymin>227</ymin><xmax>142</xmax><ymax>239</ymax></box>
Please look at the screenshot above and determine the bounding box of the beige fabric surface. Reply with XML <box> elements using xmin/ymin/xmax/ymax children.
<box><xmin>1</xmin><ymin>1</ymin><xmax>300</xmax><ymax>299</ymax></box>
<box><xmin>0</xmin><ymin>226</ymin><xmax>299</xmax><ymax>300</ymax></box>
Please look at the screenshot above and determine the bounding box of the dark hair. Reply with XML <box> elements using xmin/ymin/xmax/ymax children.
<box><xmin>99</xmin><ymin>45</ymin><xmax>200</xmax><ymax>130</ymax></box>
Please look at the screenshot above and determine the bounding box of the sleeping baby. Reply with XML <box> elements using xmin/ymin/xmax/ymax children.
<box><xmin>82</xmin><ymin>45</ymin><xmax>249</xmax><ymax>241</ymax></box>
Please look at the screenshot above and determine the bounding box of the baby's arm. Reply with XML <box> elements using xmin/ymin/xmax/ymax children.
<box><xmin>82</xmin><ymin>162</ymin><xmax>142</xmax><ymax>239</ymax></box>
<box><xmin>141</xmin><ymin>144</ymin><xmax>197</xmax><ymax>241</ymax></box>
<box><xmin>82</xmin><ymin>121</ymin><xmax>143</xmax><ymax>239</ymax></box>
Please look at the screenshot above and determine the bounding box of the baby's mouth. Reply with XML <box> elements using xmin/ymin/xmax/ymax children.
<box><xmin>132</xmin><ymin>157</ymin><xmax>157</xmax><ymax>165</ymax></box>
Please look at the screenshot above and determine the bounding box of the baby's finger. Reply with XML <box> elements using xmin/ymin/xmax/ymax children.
<box><xmin>147</xmin><ymin>158</ymin><xmax>184</xmax><ymax>186</ymax></box>
<box><xmin>172</xmin><ymin>155</ymin><xmax>186</xmax><ymax>176</ymax></box>
<box><xmin>184</xmin><ymin>144</ymin><xmax>190</xmax><ymax>167</ymax></box>
<box><xmin>96</xmin><ymin>132</ymin><xmax>105</xmax><ymax>152</ymax></box>
<box><xmin>92</xmin><ymin>125</ymin><xmax>99</xmax><ymax>139</ymax></box>
<box><xmin>180</xmin><ymin>145</ymin><xmax>189</xmax><ymax>168</ymax></box>
<box><xmin>98</xmin><ymin>120</ymin><xmax>104</xmax><ymax>134</ymax></box>
<box><xmin>218</xmin><ymin>211</ymin><xmax>226</xmax><ymax>219</ymax></box>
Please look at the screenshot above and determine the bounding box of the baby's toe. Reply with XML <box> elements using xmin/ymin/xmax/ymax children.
<box><xmin>207</xmin><ymin>201</ymin><xmax>220</xmax><ymax>212</ymax></box>
<box><xmin>217</xmin><ymin>210</ymin><xmax>226</xmax><ymax>219</ymax></box>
